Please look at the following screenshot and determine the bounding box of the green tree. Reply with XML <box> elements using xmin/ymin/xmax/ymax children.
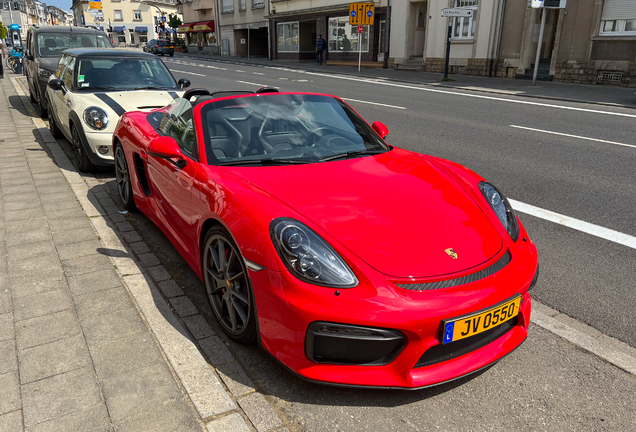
<box><xmin>0</xmin><ymin>22</ymin><xmax>7</xmax><ymax>41</ymax></box>
<box><xmin>168</xmin><ymin>14</ymin><xmax>181</xmax><ymax>42</ymax></box>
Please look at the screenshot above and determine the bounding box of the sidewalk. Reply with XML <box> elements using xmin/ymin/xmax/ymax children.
<box><xmin>0</xmin><ymin>73</ymin><xmax>269</xmax><ymax>431</ymax></box>
<box><xmin>174</xmin><ymin>52</ymin><xmax>636</xmax><ymax>109</ymax></box>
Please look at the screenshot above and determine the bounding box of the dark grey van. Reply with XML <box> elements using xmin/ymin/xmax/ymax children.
<box><xmin>25</xmin><ymin>26</ymin><xmax>112</xmax><ymax>117</ymax></box>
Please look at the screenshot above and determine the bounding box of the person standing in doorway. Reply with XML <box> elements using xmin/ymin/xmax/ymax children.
<box><xmin>316</xmin><ymin>34</ymin><xmax>326</xmax><ymax>65</ymax></box>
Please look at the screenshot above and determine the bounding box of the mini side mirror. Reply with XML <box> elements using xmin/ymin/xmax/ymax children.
<box><xmin>48</xmin><ymin>78</ymin><xmax>64</xmax><ymax>92</ymax></box>
<box><xmin>372</xmin><ymin>121</ymin><xmax>389</xmax><ymax>139</ymax></box>
<box><xmin>178</xmin><ymin>78</ymin><xmax>191</xmax><ymax>90</ymax></box>
<box><xmin>148</xmin><ymin>136</ymin><xmax>186</xmax><ymax>168</ymax></box>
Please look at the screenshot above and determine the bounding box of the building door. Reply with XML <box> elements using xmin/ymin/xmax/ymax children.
<box><xmin>130</xmin><ymin>33</ymin><xmax>135</xmax><ymax>46</ymax></box>
<box><xmin>412</xmin><ymin>1</ymin><xmax>427</xmax><ymax>59</ymax></box>
<box><xmin>378</xmin><ymin>19</ymin><xmax>386</xmax><ymax>62</ymax></box>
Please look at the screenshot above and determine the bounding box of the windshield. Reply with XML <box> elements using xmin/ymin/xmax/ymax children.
<box><xmin>37</xmin><ymin>33</ymin><xmax>111</xmax><ymax>58</ymax></box>
<box><xmin>76</xmin><ymin>57</ymin><xmax>178</xmax><ymax>91</ymax></box>
<box><xmin>200</xmin><ymin>94</ymin><xmax>389</xmax><ymax>166</ymax></box>
<box><xmin>157</xmin><ymin>40</ymin><xmax>170</xmax><ymax>46</ymax></box>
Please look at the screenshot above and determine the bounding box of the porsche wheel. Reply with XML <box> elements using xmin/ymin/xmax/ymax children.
<box><xmin>47</xmin><ymin>100</ymin><xmax>62</xmax><ymax>139</ymax></box>
<box><xmin>72</xmin><ymin>126</ymin><xmax>93</xmax><ymax>173</ymax></box>
<box><xmin>203</xmin><ymin>228</ymin><xmax>256</xmax><ymax>344</ymax></box>
<box><xmin>115</xmin><ymin>144</ymin><xmax>136</xmax><ymax>210</ymax></box>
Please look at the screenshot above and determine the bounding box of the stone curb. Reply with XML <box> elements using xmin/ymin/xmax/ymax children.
<box><xmin>170</xmin><ymin>54</ymin><xmax>636</xmax><ymax>111</ymax></box>
<box><xmin>11</xmin><ymin>77</ymin><xmax>287</xmax><ymax>432</ymax></box>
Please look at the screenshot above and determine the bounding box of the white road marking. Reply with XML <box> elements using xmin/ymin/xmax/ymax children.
<box><xmin>509</xmin><ymin>199</ymin><xmax>636</xmax><ymax>250</ymax></box>
<box><xmin>170</xmin><ymin>69</ymin><xmax>206</xmax><ymax>77</ymax></box>
<box><xmin>236</xmin><ymin>70</ymin><xmax>246</xmax><ymax>73</ymax></box>
<box><xmin>253</xmin><ymin>72</ymin><xmax>264</xmax><ymax>75</ymax></box>
<box><xmin>510</xmin><ymin>125</ymin><xmax>636</xmax><ymax>149</ymax></box>
<box><xmin>236</xmin><ymin>80</ymin><xmax>265</xmax><ymax>87</ymax></box>
<box><xmin>342</xmin><ymin>98</ymin><xmax>406</xmax><ymax>110</ymax></box>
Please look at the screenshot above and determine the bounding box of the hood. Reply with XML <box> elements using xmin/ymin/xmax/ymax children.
<box><xmin>86</xmin><ymin>90</ymin><xmax>178</xmax><ymax>113</ymax></box>
<box><xmin>223</xmin><ymin>149</ymin><xmax>503</xmax><ymax>278</ymax></box>
<box><xmin>38</xmin><ymin>57</ymin><xmax>59</xmax><ymax>72</ymax></box>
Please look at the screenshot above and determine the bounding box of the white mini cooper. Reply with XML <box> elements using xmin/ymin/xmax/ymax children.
<box><xmin>46</xmin><ymin>48</ymin><xmax>191</xmax><ymax>172</ymax></box>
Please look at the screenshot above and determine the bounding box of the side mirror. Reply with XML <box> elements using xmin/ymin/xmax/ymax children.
<box><xmin>372</xmin><ymin>121</ymin><xmax>389</xmax><ymax>139</ymax></box>
<box><xmin>148</xmin><ymin>136</ymin><xmax>186</xmax><ymax>168</ymax></box>
<box><xmin>48</xmin><ymin>78</ymin><xmax>64</xmax><ymax>92</ymax></box>
<box><xmin>178</xmin><ymin>78</ymin><xmax>191</xmax><ymax>90</ymax></box>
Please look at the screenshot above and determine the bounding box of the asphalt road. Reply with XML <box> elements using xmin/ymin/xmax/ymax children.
<box><xmin>38</xmin><ymin>59</ymin><xmax>636</xmax><ymax>430</ymax></box>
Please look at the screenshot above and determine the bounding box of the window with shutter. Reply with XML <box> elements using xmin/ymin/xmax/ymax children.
<box><xmin>600</xmin><ymin>0</ymin><xmax>636</xmax><ymax>35</ymax></box>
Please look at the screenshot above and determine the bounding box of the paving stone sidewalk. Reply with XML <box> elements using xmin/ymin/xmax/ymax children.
<box><xmin>0</xmin><ymin>75</ymin><xmax>206</xmax><ymax>431</ymax></box>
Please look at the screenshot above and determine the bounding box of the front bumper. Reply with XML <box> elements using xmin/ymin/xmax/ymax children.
<box><xmin>248</xmin><ymin>229</ymin><xmax>538</xmax><ymax>389</ymax></box>
<box><xmin>78</xmin><ymin>129</ymin><xmax>115</xmax><ymax>168</ymax></box>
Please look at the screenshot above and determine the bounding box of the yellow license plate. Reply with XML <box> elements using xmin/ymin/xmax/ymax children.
<box><xmin>442</xmin><ymin>296</ymin><xmax>521</xmax><ymax>344</ymax></box>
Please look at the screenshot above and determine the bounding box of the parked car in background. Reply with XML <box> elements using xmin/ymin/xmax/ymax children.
<box><xmin>143</xmin><ymin>39</ymin><xmax>174</xmax><ymax>56</ymax></box>
<box><xmin>24</xmin><ymin>26</ymin><xmax>112</xmax><ymax>117</ymax></box>
<box><xmin>46</xmin><ymin>49</ymin><xmax>191</xmax><ymax>172</ymax></box>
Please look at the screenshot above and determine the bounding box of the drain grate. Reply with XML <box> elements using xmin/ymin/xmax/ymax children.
<box><xmin>597</xmin><ymin>71</ymin><xmax>622</xmax><ymax>84</ymax></box>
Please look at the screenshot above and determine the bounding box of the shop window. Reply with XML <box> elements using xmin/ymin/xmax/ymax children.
<box><xmin>276</xmin><ymin>22</ymin><xmax>299</xmax><ymax>52</ymax></box>
<box><xmin>117</xmin><ymin>31</ymin><xmax>126</xmax><ymax>43</ymax></box>
<box><xmin>328</xmin><ymin>17</ymin><xmax>369</xmax><ymax>52</ymax></box>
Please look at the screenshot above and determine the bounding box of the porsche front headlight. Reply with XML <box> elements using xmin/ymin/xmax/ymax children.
<box><xmin>479</xmin><ymin>182</ymin><xmax>519</xmax><ymax>242</ymax></box>
<box><xmin>83</xmin><ymin>106</ymin><xmax>109</xmax><ymax>131</ymax></box>
<box><xmin>270</xmin><ymin>218</ymin><xmax>358</xmax><ymax>288</ymax></box>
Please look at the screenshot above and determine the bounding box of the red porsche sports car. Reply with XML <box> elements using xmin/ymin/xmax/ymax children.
<box><xmin>113</xmin><ymin>89</ymin><xmax>539</xmax><ymax>389</ymax></box>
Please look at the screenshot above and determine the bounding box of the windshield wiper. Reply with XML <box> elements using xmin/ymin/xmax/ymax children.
<box><xmin>218</xmin><ymin>158</ymin><xmax>313</xmax><ymax>166</ymax></box>
<box><xmin>132</xmin><ymin>86</ymin><xmax>171</xmax><ymax>91</ymax></box>
<box><xmin>319</xmin><ymin>149</ymin><xmax>386</xmax><ymax>162</ymax></box>
<box><xmin>82</xmin><ymin>86</ymin><xmax>120</xmax><ymax>91</ymax></box>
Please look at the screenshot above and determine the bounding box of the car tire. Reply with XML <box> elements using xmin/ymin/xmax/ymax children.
<box><xmin>38</xmin><ymin>87</ymin><xmax>48</xmax><ymax>119</ymax></box>
<box><xmin>47</xmin><ymin>99</ymin><xmax>63</xmax><ymax>139</ymax></box>
<box><xmin>72</xmin><ymin>125</ymin><xmax>93</xmax><ymax>173</ymax></box>
<box><xmin>28</xmin><ymin>84</ymin><xmax>36</xmax><ymax>103</ymax></box>
<box><xmin>169</xmin><ymin>53</ymin><xmax>174</xmax><ymax>57</ymax></box>
<box><xmin>114</xmin><ymin>144</ymin><xmax>136</xmax><ymax>211</ymax></box>
<box><xmin>202</xmin><ymin>227</ymin><xmax>257</xmax><ymax>344</ymax></box>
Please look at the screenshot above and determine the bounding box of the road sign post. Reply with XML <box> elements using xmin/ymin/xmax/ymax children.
<box><xmin>440</xmin><ymin>8</ymin><xmax>473</xmax><ymax>79</ymax></box>
<box><xmin>350</xmin><ymin>3</ymin><xmax>374</xmax><ymax>72</ymax></box>
<box><xmin>532</xmin><ymin>9</ymin><xmax>546</xmax><ymax>86</ymax></box>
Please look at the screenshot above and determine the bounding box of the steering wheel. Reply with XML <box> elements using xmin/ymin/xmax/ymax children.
<box><xmin>302</xmin><ymin>128</ymin><xmax>335</xmax><ymax>147</ymax></box>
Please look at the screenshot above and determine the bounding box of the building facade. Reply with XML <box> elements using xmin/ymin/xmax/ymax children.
<box><xmin>72</xmin><ymin>0</ymin><xmax>181</xmax><ymax>46</ymax></box>
<box><xmin>218</xmin><ymin>0</ymin><xmax>268</xmax><ymax>58</ymax></box>
<box><xmin>267</xmin><ymin>0</ymin><xmax>389</xmax><ymax>63</ymax></box>
<box><xmin>1</xmin><ymin>1</ymin><xmax>31</xmax><ymax>31</ymax></box>
<box><xmin>176</xmin><ymin>0</ymin><xmax>218</xmax><ymax>54</ymax></box>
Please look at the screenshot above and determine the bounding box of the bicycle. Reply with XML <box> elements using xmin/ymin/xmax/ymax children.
<box><xmin>5</xmin><ymin>46</ymin><xmax>23</xmax><ymax>73</ymax></box>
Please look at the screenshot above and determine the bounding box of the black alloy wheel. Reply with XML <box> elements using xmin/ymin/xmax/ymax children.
<box><xmin>28</xmin><ymin>84</ymin><xmax>36</xmax><ymax>103</ymax></box>
<box><xmin>203</xmin><ymin>228</ymin><xmax>256</xmax><ymax>344</ymax></box>
<box><xmin>47</xmin><ymin>99</ymin><xmax>62</xmax><ymax>139</ymax></box>
<box><xmin>72</xmin><ymin>126</ymin><xmax>93</xmax><ymax>173</ymax></box>
<box><xmin>115</xmin><ymin>144</ymin><xmax>136</xmax><ymax>210</ymax></box>
<box><xmin>38</xmin><ymin>87</ymin><xmax>48</xmax><ymax>119</ymax></box>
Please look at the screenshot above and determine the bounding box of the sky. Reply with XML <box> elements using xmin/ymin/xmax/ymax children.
<box><xmin>45</xmin><ymin>0</ymin><xmax>72</xmax><ymax>12</ymax></box>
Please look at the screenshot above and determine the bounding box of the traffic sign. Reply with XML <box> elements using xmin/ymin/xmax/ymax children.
<box><xmin>90</xmin><ymin>11</ymin><xmax>103</xmax><ymax>17</ymax></box>
<box><xmin>349</xmin><ymin>3</ymin><xmax>374</xmax><ymax>26</ymax></box>
<box><xmin>88</xmin><ymin>2</ymin><xmax>102</xmax><ymax>10</ymax></box>
<box><xmin>441</xmin><ymin>8</ymin><xmax>473</xmax><ymax>17</ymax></box>
<box><xmin>357</xmin><ymin>25</ymin><xmax>364</xmax><ymax>34</ymax></box>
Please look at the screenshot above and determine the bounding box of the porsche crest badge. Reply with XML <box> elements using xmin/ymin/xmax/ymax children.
<box><xmin>445</xmin><ymin>248</ymin><xmax>458</xmax><ymax>259</ymax></box>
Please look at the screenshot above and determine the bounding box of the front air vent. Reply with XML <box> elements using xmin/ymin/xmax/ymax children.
<box><xmin>306</xmin><ymin>322</ymin><xmax>406</xmax><ymax>366</ymax></box>
<box><xmin>395</xmin><ymin>251</ymin><xmax>511</xmax><ymax>291</ymax></box>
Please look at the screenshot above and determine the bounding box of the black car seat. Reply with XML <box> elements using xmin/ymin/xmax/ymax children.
<box><xmin>42</xmin><ymin>38</ymin><xmax>57</xmax><ymax>56</ymax></box>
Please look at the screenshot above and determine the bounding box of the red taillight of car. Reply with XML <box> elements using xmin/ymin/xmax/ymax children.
<box><xmin>155</xmin><ymin>45</ymin><xmax>160</xmax><ymax>47</ymax></box>
<box><xmin>169</xmin><ymin>46</ymin><xmax>173</xmax><ymax>48</ymax></box>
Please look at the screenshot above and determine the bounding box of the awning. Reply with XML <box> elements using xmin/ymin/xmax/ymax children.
<box><xmin>113</xmin><ymin>26</ymin><xmax>124</xmax><ymax>32</ymax></box>
<box><xmin>164</xmin><ymin>28</ymin><xmax>175</xmax><ymax>33</ymax></box>
<box><xmin>134</xmin><ymin>26</ymin><xmax>148</xmax><ymax>32</ymax></box>
<box><xmin>192</xmin><ymin>20</ymin><xmax>215</xmax><ymax>32</ymax></box>
<box><xmin>177</xmin><ymin>23</ymin><xmax>195</xmax><ymax>33</ymax></box>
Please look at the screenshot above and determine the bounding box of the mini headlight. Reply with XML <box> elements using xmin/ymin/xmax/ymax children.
<box><xmin>38</xmin><ymin>67</ymin><xmax>53</xmax><ymax>78</ymax></box>
<box><xmin>479</xmin><ymin>182</ymin><xmax>519</xmax><ymax>242</ymax></box>
<box><xmin>83</xmin><ymin>107</ymin><xmax>109</xmax><ymax>131</ymax></box>
<box><xmin>270</xmin><ymin>218</ymin><xmax>358</xmax><ymax>288</ymax></box>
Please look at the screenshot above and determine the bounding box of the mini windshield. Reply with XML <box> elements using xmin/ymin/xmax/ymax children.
<box><xmin>76</xmin><ymin>58</ymin><xmax>178</xmax><ymax>91</ymax></box>
<box><xmin>200</xmin><ymin>94</ymin><xmax>389</xmax><ymax>166</ymax></box>
<box><xmin>37</xmin><ymin>33</ymin><xmax>111</xmax><ymax>57</ymax></box>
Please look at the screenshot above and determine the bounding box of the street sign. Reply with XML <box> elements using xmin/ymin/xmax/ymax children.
<box><xmin>441</xmin><ymin>8</ymin><xmax>473</xmax><ymax>17</ymax></box>
<box><xmin>90</xmin><ymin>11</ymin><xmax>103</xmax><ymax>17</ymax></box>
<box><xmin>88</xmin><ymin>2</ymin><xmax>102</xmax><ymax>10</ymax></box>
<box><xmin>357</xmin><ymin>25</ymin><xmax>364</xmax><ymax>34</ymax></box>
<box><xmin>349</xmin><ymin>3</ymin><xmax>375</xmax><ymax>26</ymax></box>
